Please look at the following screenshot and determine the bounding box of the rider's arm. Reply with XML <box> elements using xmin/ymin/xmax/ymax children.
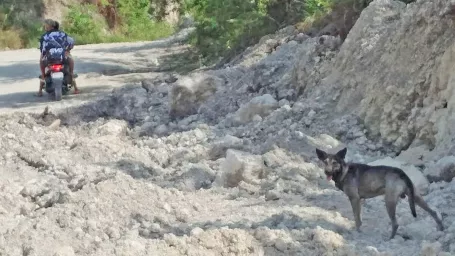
<box><xmin>39</xmin><ymin>33</ymin><xmax>50</xmax><ymax>57</ymax></box>
<box><xmin>39</xmin><ymin>35</ymin><xmax>44</xmax><ymax>56</ymax></box>
<box><xmin>66</xmin><ymin>36</ymin><xmax>75</xmax><ymax>50</ymax></box>
<box><xmin>60</xmin><ymin>31</ymin><xmax>75</xmax><ymax>50</ymax></box>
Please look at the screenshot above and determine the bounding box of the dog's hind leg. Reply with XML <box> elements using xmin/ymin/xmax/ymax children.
<box><xmin>384</xmin><ymin>191</ymin><xmax>400</xmax><ymax>240</ymax></box>
<box><xmin>414</xmin><ymin>194</ymin><xmax>444</xmax><ymax>231</ymax></box>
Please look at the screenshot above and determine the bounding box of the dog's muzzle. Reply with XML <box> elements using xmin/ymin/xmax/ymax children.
<box><xmin>325</xmin><ymin>173</ymin><xmax>333</xmax><ymax>181</ymax></box>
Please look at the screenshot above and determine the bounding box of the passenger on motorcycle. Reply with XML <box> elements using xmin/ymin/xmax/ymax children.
<box><xmin>37</xmin><ymin>19</ymin><xmax>79</xmax><ymax>96</ymax></box>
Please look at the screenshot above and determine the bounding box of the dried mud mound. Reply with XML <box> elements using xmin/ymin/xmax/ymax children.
<box><xmin>0</xmin><ymin>105</ymin><xmax>453</xmax><ymax>256</ymax></box>
<box><xmin>0</xmin><ymin>81</ymin><xmax>453</xmax><ymax>255</ymax></box>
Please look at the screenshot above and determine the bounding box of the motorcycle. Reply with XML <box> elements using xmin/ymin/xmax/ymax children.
<box><xmin>38</xmin><ymin>61</ymin><xmax>78</xmax><ymax>101</ymax></box>
<box><xmin>38</xmin><ymin>46</ymin><xmax>78</xmax><ymax>101</ymax></box>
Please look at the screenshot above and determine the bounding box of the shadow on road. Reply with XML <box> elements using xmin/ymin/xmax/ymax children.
<box><xmin>0</xmin><ymin>85</ymin><xmax>113</xmax><ymax>110</ymax></box>
<box><xmin>94</xmin><ymin>41</ymin><xmax>172</xmax><ymax>54</ymax></box>
<box><xmin>0</xmin><ymin>57</ymin><xmax>136</xmax><ymax>83</ymax></box>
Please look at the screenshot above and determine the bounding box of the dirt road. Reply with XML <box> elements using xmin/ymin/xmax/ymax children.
<box><xmin>0</xmin><ymin>29</ymin><xmax>192</xmax><ymax>113</ymax></box>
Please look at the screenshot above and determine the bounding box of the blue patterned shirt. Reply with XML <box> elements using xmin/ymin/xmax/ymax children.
<box><xmin>39</xmin><ymin>29</ymin><xmax>75</xmax><ymax>60</ymax></box>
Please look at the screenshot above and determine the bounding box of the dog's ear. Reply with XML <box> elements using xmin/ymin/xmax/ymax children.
<box><xmin>316</xmin><ymin>148</ymin><xmax>327</xmax><ymax>161</ymax></box>
<box><xmin>336</xmin><ymin>147</ymin><xmax>347</xmax><ymax>159</ymax></box>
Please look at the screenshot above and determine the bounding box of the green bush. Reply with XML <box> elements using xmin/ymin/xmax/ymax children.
<box><xmin>0</xmin><ymin>4</ymin><xmax>44</xmax><ymax>49</ymax></box>
<box><xmin>185</xmin><ymin>0</ymin><xmax>309</xmax><ymax>64</ymax></box>
<box><xmin>117</xmin><ymin>0</ymin><xmax>174</xmax><ymax>41</ymax></box>
<box><xmin>304</xmin><ymin>0</ymin><xmax>333</xmax><ymax>16</ymax></box>
<box><xmin>62</xmin><ymin>0</ymin><xmax>174</xmax><ymax>46</ymax></box>
<box><xmin>63</xmin><ymin>4</ymin><xmax>107</xmax><ymax>44</ymax></box>
<box><xmin>185</xmin><ymin>0</ymin><xmax>416</xmax><ymax>65</ymax></box>
<box><xmin>185</xmin><ymin>0</ymin><xmax>278</xmax><ymax>62</ymax></box>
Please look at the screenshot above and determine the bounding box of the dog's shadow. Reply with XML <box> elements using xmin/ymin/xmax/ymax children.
<box><xmin>136</xmin><ymin>209</ymin><xmax>352</xmax><ymax>241</ymax></box>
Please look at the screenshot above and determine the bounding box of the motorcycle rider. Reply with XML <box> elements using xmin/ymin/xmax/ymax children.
<box><xmin>52</xmin><ymin>20</ymin><xmax>80</xmax><ymax>94</ymax></box>
<box><xmin>37</xmin><ymin>19</ymin><xmax>79</xmax><ymax>96</ymax></box>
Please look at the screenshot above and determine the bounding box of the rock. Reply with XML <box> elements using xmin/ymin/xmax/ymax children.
<box><xmin>308</xmin><ymin>109</ymin><xmax>316</xmax><ymax>118</ymax></box>
<box><xmin>278</xmin><ymin>99</ymin><xmax>290</xmax><ymax>107</ymax></box>
<box><xmin>420</xmin><ymin>241</ymin><xmax>442</xmax><ymax>256</ymax></box>
<box><xmin>396</xmin><ymin>146</ymin><xmax>435</xmax><ymax>166</ymax></box>
<box><xmin>265</xmin><ymin>190</ymin><xmax>280</xmax><ymax>201</ymax></box>
<box><xmin>169</xmin><ymin>72</ymin><xmax>223</xmax><ymax>118</ymax></box>
<box><xmin>208</xmin><ymin>135</ymin><xmax>244</xmax><ymax>160</ymax></box>
<box><xmin>215</xmin><ymin>149</ymin><xmax>267</xmax><ymax>187</ymax></box>
<box><xmin>154</xmin><ymin>124</ymin><xmax>168</xmax><ymax>135</ymax></box>
<box><xmin>252</xmin><ymin>114</ymin><xmax>263</xmax><ymax>122</ymax></box>
<box><xmin>149</xmin><ymin>223</ymin><xmax>161</xmax><ymax>233</ymax></box>
<box><xmin>174</xmin><ymin>164</ymin><xmax>215</xmax><ymax>191</ymax></box>
<box><xmin>164</xmin><ymin>74</ymin><xmax>178</xmax><ymax>84</ymax></box>
<box><xmin>48</xmin><ymin>119</ymin><xmax>61</xmax><ymax>130</ymax></box>
<box><xmin>330</xmin><ymin>0</ymin><xmax>455</xmax><ymax>151</ymax></box>
<box><xmin>52</xmin><ymin>246</ymin><xmax>75</xmax><ymax>256</ymax></box>
<box><xmin>233</xmin><ymin>94</ymin><xmax>278</xmax><ymax>124</ymax></box>
<box><xmin>190</xmin><ymin>227</ymin><xmax>204</xmax><ymax>236</ymax></box>
<box><xmin>368</xmin><ymin>157</ymin><xmax>429</xmax><ymax>195</ymax></box>
<box><xmin>265</xmin><ymin>39</ymin><xmax>279</xmax><ymax>53</ymax></box>
<box><xmin>424</xmin><ymin>156</ymin><xmax>455</xmax><ymax>182</ymax></box>
<box><xmin>141</xmin><ymin>79</ymin><xmax>154</xmax><ymax>92</ymax></box>
<box><xmin>274</xmin><ymin>238</ymin><xmax>288</xmax><ymax>252</ymax></box>
<box><xmin>294</xmin><ymin>33</ymin><xmax>310</xmax><ymax>43</ymax></box>
<box><xmin>97</xmin><ymin>120</ymin><xmax>128</xmax><ymax>136</ymax></box>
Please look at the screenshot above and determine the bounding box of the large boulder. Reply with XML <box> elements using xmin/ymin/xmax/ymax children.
<box><xmin>424</xmin><ymin>156</ymin><xmax>455</xmax><ymax>183</ymax></box>
<box><xmin>214</xmin><ymin>149</ymin><xmax>267</xmax><ymax>187</ymax></box>
<box><xmin>208</xmin><ymin>135</ymin><xmax>245</xmax><ymax>160</ymax></box>
<box><xmin>320</xmin><ymin>0</ymin><xmax>455</xmax><ymax>152</ymax></box>
<box><xmin>169</xmin><ymin>73</ymin><xmax>224</xmax><ymax>119</ymax></box>
<box><xmin>233</xmin><ymin>94</ymin><xmax>279</xmax><ymax>124</ymax></box>
<box><xmin>97</xmin><ymin>120</ymin><xmax>128</xmax><ymax>136</ymax></box>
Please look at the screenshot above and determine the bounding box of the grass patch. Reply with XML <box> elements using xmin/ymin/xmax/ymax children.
<box><xmin>0</xmin><ymin>3</ymin><xmax>43</xmax><ymax>50</ymax></box>
<box><xmin>0</xmin><ymin>24</ymin><xmax>42</xmax><ymax>50</ymax></box>
<box><xmin>62</xmin><ymin>2</ymin><xmax>175</xmax><ymax>46</ymax></box>
<box><xmin>0</xmin><ymin>0</ymin><xmax>175</xmax><ymax>50</ymax></box>
<box><xmin>185</xmin><ymin>0</ymin><xmax>293</xmax><ymax>64</ymax></box>
<box><xmin>0</xmin><ymin>29</ymin><xmax>22</xmax><ymax>50</ymax></box>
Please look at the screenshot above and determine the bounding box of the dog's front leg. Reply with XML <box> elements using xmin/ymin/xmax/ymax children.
<box><xmin>349</xmin><ymin>196</ymin><xmax>362</xmax><ymax>231</ymax></box>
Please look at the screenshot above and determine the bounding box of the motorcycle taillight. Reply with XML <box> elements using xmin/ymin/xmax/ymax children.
<box><xmin>50</xmin><ymin>64</ymin><xmax>63</xmax><ymax>72</ymax></box>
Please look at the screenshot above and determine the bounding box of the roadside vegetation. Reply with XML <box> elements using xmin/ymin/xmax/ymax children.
<box><xmin>0</xmin><ymin>0</ymin><xmax>176</xmax><ymax>50</ymax></box>
<box><xmin>0</xmin><ymin>0</ymin><xmax>415</xmax><ymax>64</ymax></box>
<box><xmin>185</xmin><ymin>0</ymin><xmax>367</xmax><ymax>64</ymax></box>
<box><xmin>62</xmin><ymin>0</ymin><xmax>175</xmax><ymax>45</ymax></box>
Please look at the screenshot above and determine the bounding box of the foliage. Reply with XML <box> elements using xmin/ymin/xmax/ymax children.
<box><xmin>304</xmin><ymin>0</ymin><xmax>334</xmax><ymax>16</ymax></box>
<box><xmin>184</xmin><ymin>0</ymin><xmax>282</xmax><ymax>63</ymax></box>
<box><xmin>184</xmin><ymin>0</ymin><xmax>311</xmax><ymax>64</ymax></box>
<box><xmin>0</xmin><ymin>0</ymin><xmax>418</xmax><ymax>52</ymax></box>
<box><xmin>0</xmin><ymin>3</ymin><xmax>44</xmax><ymax>49</ymax></box>
<box><xmin>62</xmin><ymin>0</ymin><xmax>174</xmax><ymax>45</ymax></box>
<box><xmin>0</xmin><ymin>0</ymin><xmax>175</xmax><ymax>50</ymax></box>
<box><xmin>63</xmin><ymin>4</ymin><xmax>106</xmax><ymax>44</ymax></box>
<box><xmin>185</xmin><ymin>0</ymin><xmax>416</xmax><ymax>64</ymax></box>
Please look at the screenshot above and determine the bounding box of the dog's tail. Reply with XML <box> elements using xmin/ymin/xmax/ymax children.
<box><xmin>398</xmin><ymin>169</ymin><xmax>417</xmax><ymax>218</ymax></box>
